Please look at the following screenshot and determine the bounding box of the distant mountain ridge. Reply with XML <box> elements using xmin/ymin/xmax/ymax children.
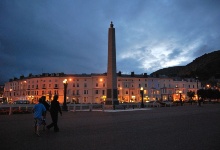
<box><xmin>150</xmin><ymin>50</ymin><xmax>220</xmax><ymax>84</ymax></box>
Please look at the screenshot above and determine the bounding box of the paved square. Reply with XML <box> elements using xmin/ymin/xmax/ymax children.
<box><xmin>0</xmin><ymin>104</ymin><xmax>220</xmax><ymax>150</ymax></box>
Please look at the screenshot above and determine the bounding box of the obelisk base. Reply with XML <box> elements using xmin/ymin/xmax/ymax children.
<box><xmin>104</xmin><ymin>100</ymin><xmax>119</xmax><ymax>110</ymax></box>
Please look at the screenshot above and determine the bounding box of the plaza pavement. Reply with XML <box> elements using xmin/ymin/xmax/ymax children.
<box><xmin>0</xmin><ymin>104</ymin><xmax>220</xmax><ymax>150</ymax></box>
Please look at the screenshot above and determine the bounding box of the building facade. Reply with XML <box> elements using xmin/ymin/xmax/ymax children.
<box><xmin>3</xmin><ymin>72</ymin><xmax>201</xmax><ymax>104</ymax></box>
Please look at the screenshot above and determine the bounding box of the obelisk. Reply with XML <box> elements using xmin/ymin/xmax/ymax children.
<box><xmin>106</xmin><ymin>21</ymin><xmax>119</xmax><ymax>105</ymax></box>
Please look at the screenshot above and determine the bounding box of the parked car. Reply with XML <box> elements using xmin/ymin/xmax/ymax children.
<box><xmin>13</xmin><ymin>100</ymin><xmax>30</xmax><ymax>104</ymax></box>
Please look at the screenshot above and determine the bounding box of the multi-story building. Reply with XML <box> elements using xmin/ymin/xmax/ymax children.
<box><xmin>3</xmin><ymin>72</ymin><xmax>200</xmax><ymax>104</ymax></box>
<box><xmin>2</xmin><ymin>22</ymin><xmax>202</xmax><ymax>104</ymax></box>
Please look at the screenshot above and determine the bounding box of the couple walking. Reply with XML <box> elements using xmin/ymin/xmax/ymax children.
<box><xmin>33</xmin><ymin>95</ymin><xmax>62</xmax><ymax>136</ymax></box>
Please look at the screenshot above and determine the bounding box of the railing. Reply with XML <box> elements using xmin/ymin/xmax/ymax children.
<box><xmin>0</xmin><ymin>102</ymin><xmax>174</xmax><ymax>115</ymax></box>
<box><xmin>0</xmin><ymin>104</ymin><xmax>34</xmax><ymax>115</ymax></box>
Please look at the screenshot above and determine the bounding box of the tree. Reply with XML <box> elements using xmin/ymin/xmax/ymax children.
<box><xmin>187</xmin><ymin>91</ymin><xmax>195</xmax><ymax>105</ymax></box>
<box><xmin>198</xmin><ymin>89</ymin><xmax>220</xmax><ymax>103</ymax></box>
<box><xmin>197</xmin><ymin>89</ymin><xmax>206</xmax><ymax>100</ymax></box>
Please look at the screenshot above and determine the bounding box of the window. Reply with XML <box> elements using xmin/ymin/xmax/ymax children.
<box><xmin>96</xmin><ymin>83</ymin><xmax>98</xmax><ymax>87</ymax></box>
<box><xmin>77</xmin><ymin>83</ymin><xmax>79</xmax><ymax>87</ymax></box>
<box><xmin>84</xmin><ymin>83</ymin><xmax>87</xmax><ymax>88</ymax></box>
<box><xmin>96</xmin><ymin>90</ymin><xmax>98</xmax><ymax>94</ymax></box>
<box><xmin>83</xmin><ymin>97</ymin><xmax>87</xmax><ymax>103</ymax></box>
<box><xmin>54</xmin><ymin>90</ymin><xmax>58</xmax><ymax>95</ymax></box>
<box><xmin>84</xmin><ymin>90</ymin><xmax>88</xmax><ymax>94</ymax></box>
<box><xmin>103</xmin><ymin>83</ymin><xmax>105</xmax><ymax>87</ymax></box>
<box><xmin>73</xmin><ymin>83</ymin><xmax>75</xmax><ymax>87</ymax></box>
<box><xmin>73</xmin><ymin>90</ymin><xmax>75</xmax><ymax>95</ymax></box>
<box><xmin>102</xmin><ymin>90</ymin><xmax>105</xmax><ymax>95</ymax></box>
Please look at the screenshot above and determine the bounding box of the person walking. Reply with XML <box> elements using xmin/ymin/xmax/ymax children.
<box><xmin>33</xmin><ymin>98</ymin><xmax>46</xmax><ymax>136</ymax></box>
<box><xmin>46</xmin><ymin>95</ymin><xmax>62</xmax><ymax>132</ymax></box>
<box><xmin>41</xmin><ymin>96</ymin><xmax>50</xmax><ymax>130</ymax></box>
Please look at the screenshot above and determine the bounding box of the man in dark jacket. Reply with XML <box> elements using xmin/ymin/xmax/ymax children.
<box><xmin>46</xmin><ymin>95</ymin><xmax>62</xmax><ymax>132</ymax></box>
<box><xmin>41</xmin><ymin>96</ymin><xmax>50</xmax><ymax>130</ymax></box>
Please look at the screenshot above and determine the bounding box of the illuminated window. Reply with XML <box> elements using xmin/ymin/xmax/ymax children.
<box><xmin>83</xmin><ymin>97</ymin><xmax>87</xmax><ymax>103</ymax></box>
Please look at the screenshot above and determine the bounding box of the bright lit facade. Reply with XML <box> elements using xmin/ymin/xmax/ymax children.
<box><xmin>3</xmin><ymin>72</ymin><xmax>201</xmax><ymax>104</ymax></box>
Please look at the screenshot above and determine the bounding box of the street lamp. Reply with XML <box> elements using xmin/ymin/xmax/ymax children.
<box><xmin>140</xmin><ymin>87</ymin><xmax>144</xmax><ymax>108</ymax></box>
<box><xmin>179</xmin><ymin>90</ymin><xmax>183</xmax><ymax>106</ymax></box>
<box><xmin>196</xmin><ymin>77</ymin><xmax>201</xmax><ymax>106</ymax></box>
<box><xmin>63</xmin><ymin>79</ymin><xmax>68</xmax><ymax>111</ymax></box>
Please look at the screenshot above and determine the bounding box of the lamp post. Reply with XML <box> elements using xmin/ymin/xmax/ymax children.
<box><xmin>196</xmin><ymin>77</ymin><xmax>201</xmax><ymax>106</ymax></box>
<box><xmin>179</xmin><ymin>90</ymin><xmax>183</xmax><ymax>106</ymax></box>
<box><xmin>63</xmin><ymin>79</ymin><xmax>68</xmax><ymax>111</ymax></box>
<box><xmin>140</xmin><ymin>87</ymin><xmax>144</xmax><ymax>108</ymax></box>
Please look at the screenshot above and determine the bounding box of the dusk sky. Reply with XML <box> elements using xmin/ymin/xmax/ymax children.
<box><xmin>1</xmin><ymin>0</ymin><xmax>220</xmax><ymax>84</ymax></box>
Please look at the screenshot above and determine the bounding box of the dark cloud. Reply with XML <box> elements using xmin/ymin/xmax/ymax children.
<box><xmin>1</xmin><ymin>0</ymin><xmax>220</xmax><ymax>84</ymax></box>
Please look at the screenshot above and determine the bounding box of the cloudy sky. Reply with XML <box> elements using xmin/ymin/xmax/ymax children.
<box><xmin>0</xmin><ymin>0</ymin><xmax>220</xmax><ymax>84</ymax></box>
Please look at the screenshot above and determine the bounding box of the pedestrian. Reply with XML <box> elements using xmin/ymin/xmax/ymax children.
<box><xmin>41</xmin><ymin>96</ymin><xmax>50</xmax><ymax>130</ymax></box>
<box><xmin>46</xmin><ymin>95</ymin><xmax>62</xmax><ymax>132</ymax></box>
<box><xmin>33</xmin><ymin>98</ymin><xmax>46</xmax><ymax>136</ymax></box>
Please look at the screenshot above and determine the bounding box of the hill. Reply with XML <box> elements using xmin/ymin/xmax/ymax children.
<box><xmin>150</xmin><ymin>50</ymin><xmax>220</xmax><ymax>85</ymax></box>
